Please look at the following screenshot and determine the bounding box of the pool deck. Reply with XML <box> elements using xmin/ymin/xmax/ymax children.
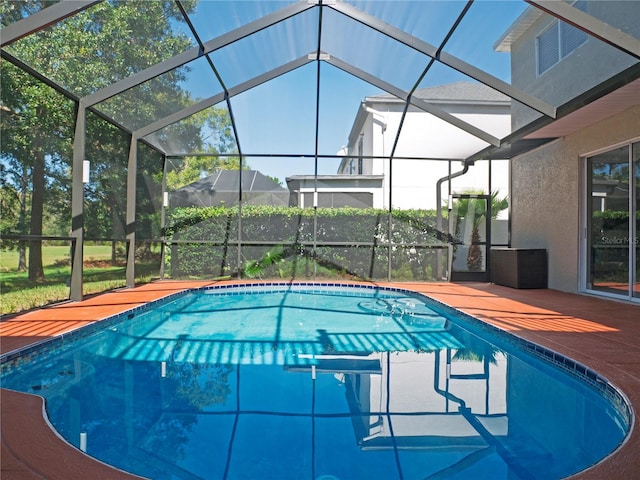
<box><xmin>1</xmin><ymin>280</ymin><xmax>639</xmax><ymax>479</ymax></box>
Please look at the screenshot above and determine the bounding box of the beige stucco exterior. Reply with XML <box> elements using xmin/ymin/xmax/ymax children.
<box><xmin>511</xmin><ymin>104</ymin><xmax>640</xmax><ymax>292</ymax></box>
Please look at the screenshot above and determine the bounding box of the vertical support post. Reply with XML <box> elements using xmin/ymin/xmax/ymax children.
<box><xmin>237</xmin><ymin>156</ymin><xmax>243</xmax><ymax>277</ymax></box>
<box><xmin>70</xmin><ymin>102</ymin><xmax>85</xmax><ymax>301</ymax></box>
<box><xmin>160</xmin><ymin>154</ymin><xmax>167</xmax><ymax>279</ymax></box>
<box><xmin>126</xmin><ymin>135</ymin><xmax>137</xmax><ymax>287</ymax></box>
<box><xmin>387</xmin><ymin>157</ymin><xmax>392</xmax><ymax>281</ymax></box>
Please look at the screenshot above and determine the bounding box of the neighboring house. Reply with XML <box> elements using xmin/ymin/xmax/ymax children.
<box><xmin>494</xmin><ymin>1</ymin><xmax>640</xmax><ymax>301</ymax></box>
<box><xmin>337</xmin><ymin>82</ymin><xmax>512</xmax><ymax>210</ymax></box>
<box><xmin>285</xmin><ymin>82</ymin><xmax>511</xmax><ymax>212</ymax></box>
<box><xmin>286</xmin><ymin>174</ymin><xmax>384</xmax><ymax>208</ymax></box>
<box><xmin>171</xmin><ymin>169</ymin><xmax>289</xmax><ymax>207</ymax></box>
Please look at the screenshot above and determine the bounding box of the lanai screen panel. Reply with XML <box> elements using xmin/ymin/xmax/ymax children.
<box><xmin>144</xmin><ymin>103</ymin><xmax>239</xmax><ymax>157</ymax></box>
<box><xmin>322</xmin><ymin>7</ymin><xmax>432</xmax><ymax>92</ymax></box>
<box><xmin>443</xmin><ymin>0</ymin><xmax>526</xmax><ymax>83</ymax></box>
<box><xmin>188</xmin><ymin>1</ymin><xmax>298</xmax><ymax>42</ymax></box>
<box><xmin>229</xmin><ymin>63</ymin><xmax>317</xmax><ymax>156</ymax></box>
<box><xmin>3</xmin><ymin>1</ymin><xmax>197</xmax><ymax>98</ymax></box>
<box><xmin>345</xmin><ymin>0</ymin><xmax>468</xmax><ymax>47</ymax></box>
<box><xmin>135</xmin><ymin>143</ymin><xmax>164</xmax><ymax>281</ymax></box>
<box><xmin>94</xmin><ymin>56</ymin><xmax>224</xmax><ymax>132</ymax></box>
<box><xmin>0</xmin><ymin>1</ymin><xmax>62</xmax><ymax>25</ymax></box>
<box><xmin>82</xmin><ymin>111</ymin><xmax>129</xmax><ymax>291</ymax></box>
<box><xmin>496</xmin><ymin>1</ymin><xmax>640</xmax><ymax>129</ymax></box>
<box><xmin>0</xmin><ymin>30</ymin><xmax>75</xmax><ymax>310</ymax></box>
<box><xmin>164</xmin><ymin>154</ymin><xmax>241</xmax><ymax>279</ymax></box>
<box><xmin>316</xmin><ymin>63</ymin><xmax>386</xmax><ymax>158</ymax></box>
<box><xmin>209</xmin><ymin>8</ymin><xmax>319</xmax><ymax>89</ymax></box>
<box><xmin>239</xmin><ymin>156</ymin><xmax>316</xmax><ymax>280</ymax></box>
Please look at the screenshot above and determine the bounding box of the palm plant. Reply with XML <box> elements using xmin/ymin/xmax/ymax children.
<box><xmin>453</xmin><ymin>192</ymin><xmax>509</xmax><ymax>271</ymax></box>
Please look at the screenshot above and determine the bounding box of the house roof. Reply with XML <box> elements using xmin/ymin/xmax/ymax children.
<box><xmin>176</xmin><ymin>170</ymin><xmax>286</xmax><ymax>194</ymax></box>
<box><xmin>171</xmin><ymin>169</ymin><xmax>289</xmax><ymax>207</ymax></box>
<box><xmin>493</xmin><ymin>6</ymin><xmax>542</xmax><ymax>53</ymax></box>
<box><xmin>347</xmin><ymin>81</ymin><xmax>511</xmax><ymax>148</ymax></box>
<box><xmin>366</xmin><ymin>81</ymin><xmax>511</xmax><ymax>106</ymax></box>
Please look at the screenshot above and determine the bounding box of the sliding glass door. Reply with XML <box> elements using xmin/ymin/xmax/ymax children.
<box><xmin>634</xmin><ymin>142</ymin><xmax>640</xmax><ymax>299</ymax></box>
<box><xmin>585</xmin><ymin>141</ymin><xmax>639</xmax><ymax>301</ymax></box>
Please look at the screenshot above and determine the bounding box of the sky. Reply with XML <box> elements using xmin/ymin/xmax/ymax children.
<box><xmin>175</xmin><ymin>1</ymin><xmax>528</xmax><ymax>184</ymax></box>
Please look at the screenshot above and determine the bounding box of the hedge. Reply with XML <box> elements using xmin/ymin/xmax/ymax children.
<box><xmin>166</xmin><ymin>205</ymin><xmax>448</xmax><ymax>281</ymax></box>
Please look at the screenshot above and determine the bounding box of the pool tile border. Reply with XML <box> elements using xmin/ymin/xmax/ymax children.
<box><xmin>0</xmin><ymin>289</ymin><xmax>191</xmax><ymax>374</ymax></box>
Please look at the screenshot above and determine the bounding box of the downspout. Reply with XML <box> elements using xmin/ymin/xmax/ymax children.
<box><xmin>436</xmin><ymin>161</ymin><xmax>473</xmax><ymax>280</ymax></box>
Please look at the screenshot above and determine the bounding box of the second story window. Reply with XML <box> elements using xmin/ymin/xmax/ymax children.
<box><xmin>536</xmin><ymin>0</ymin><xmax>588</xmax><ymax>75</ymax></box>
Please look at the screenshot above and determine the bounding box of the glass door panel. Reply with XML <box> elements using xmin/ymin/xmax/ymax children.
<box><xmin>449</xmin><ymin>195</ymin><xmax>490</xmax><ymax>282</ymax></box>
<box><xmin>634</xmin><ymin>142</ymin><xmax>639</xmax><ymax>299</ymax></box>
<box><xmin>587</xmin><ymin>147</ymin><xmax>630</xmax><ymax>296</ymax></box>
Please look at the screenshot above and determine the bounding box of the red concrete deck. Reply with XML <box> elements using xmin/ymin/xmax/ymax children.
<box><xmin>1</xmin><ymin>280</ymin><xmax>639</xmax><ymax>479</ymax></box>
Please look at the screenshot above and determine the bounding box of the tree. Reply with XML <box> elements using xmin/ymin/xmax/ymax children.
<box><xmin>165</xmin><ymin>153</ymin><xmax>242</xmax><ymax>192</ymax></box>
<box><xmin>453</xmin><ymin>191</ymin><xmax>509</xmax><ymax>272</ymax></box>
<box><xmin>164</xmin><ymin>107</ymin><xmax>241</xmax><ymax>191</ymax></box>
<box><xmin>0</xmin><ymin>60</ymin><xmax>73</xmax><ymax>279</ymax></box>
<box><xmin>1</xmin><ymin>0</ymin><xmax>209</xmax><ymax>281</ymax></box>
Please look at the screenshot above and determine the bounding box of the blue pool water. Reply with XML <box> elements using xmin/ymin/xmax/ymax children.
<box><xmin>0</xmin><ymin>284</ymin><xmax>631</xmax><ymax>480</ymax></box>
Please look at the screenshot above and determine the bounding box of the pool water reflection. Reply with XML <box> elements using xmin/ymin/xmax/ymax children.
<box><xmin>1</xmin><ymin>285</ymin><xmax>630</xmax><ymax>480</ymax></box>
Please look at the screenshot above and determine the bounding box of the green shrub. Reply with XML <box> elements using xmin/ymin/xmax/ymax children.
<box><xmin>166</xmin><ymin>206</ymin><xmax>443</xmax><ymax>281</ymax></box>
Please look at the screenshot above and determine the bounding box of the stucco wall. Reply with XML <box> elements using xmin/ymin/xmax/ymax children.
<box><xmin>509</xmin><ymin>2</ymin><xmax>638</xmax><ymax>130</ymax></box>
<box><xmin>511</xmin><ymin>105</ymin><xmax>640</xmax><ymax>292</ymax></box>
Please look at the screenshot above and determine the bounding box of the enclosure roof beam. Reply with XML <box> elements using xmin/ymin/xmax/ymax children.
<box><xmin>134</xmin><ymin>55</ymin><xmax>313</xmax><ymax>147</ymax></box>
<box><xmin>0</xmin><ymin>0</ymin><xmax>102</xmax><ymax>47</ymax></box>
<box><xmin>81</xmin><ymin>1</ymin><xmax>314</xmax><ymax>108</ymax></box>
<box><xmin>527</xmin><ymin>0</ymin><xmax>640</xmax><ymax>60</ymax></box>
<box><xmin>465</xmin><ymin>61</ymin><xmax>640</xmax><ymax>164</ymax></box>
<box><xmin>329</xmin><ymin>0</ymin><xmax>557</xmax><ymax>119</ymax></box>
<box><xmin>387</xmin><ymin>1</ymin><xmax>474</xmax><ymax>162</ymax></box>
<box><xmin>135</xmin><ymin>93</ymin><xmax>225</xmax><ymax>141</ymax></box>
<box><xmin>326</xmin><ymin>55</ymin><xmax>501</xmax><ymax>147</ymax></box>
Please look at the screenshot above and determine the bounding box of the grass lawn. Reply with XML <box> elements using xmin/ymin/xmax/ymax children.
<box><xmin>0</xmin><ymin>245</ymin><xmax>112</xmax><ymax>272</ymax></box>
<box><xmin>1</xmin><ymin>245</ymin><xmax>159</xmax><ymax>316</ymax></box>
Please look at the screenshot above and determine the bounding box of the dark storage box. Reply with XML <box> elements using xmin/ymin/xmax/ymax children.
<box><xmin>490</xmin><ymin>248</ymin><xmax>547</xmax><ymax>289</ymax></box>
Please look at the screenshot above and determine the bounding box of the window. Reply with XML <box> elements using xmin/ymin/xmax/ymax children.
<box><xmin>584</xmin><ymin>141</ymin><xmax>640</xmax><ymax>301</ymax></box>
<box><xmin>536</xmin><ymin>1</ymin><xmax>588</xmax><ymax>75</ymax></box>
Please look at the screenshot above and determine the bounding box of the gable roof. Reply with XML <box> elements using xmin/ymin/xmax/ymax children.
<box><xmin>176</xmin><ymin>170</ymin><xmax>286</xmax><ymax>194</ymax></box>
<box><xmin>171</xmin><ymin>170</ymin><xmax>288</xmax><ymax>207</ymax></box>
<box><xmin>366</xmin><ymin>81</ymin><xmax>511</xmax><ymax>106</ymax></box>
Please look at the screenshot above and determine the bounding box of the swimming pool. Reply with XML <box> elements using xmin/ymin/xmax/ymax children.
<box><xmin>0</xmin><ymin>283</ymin><xmax>632</xmax><ymax>480</ymax></box>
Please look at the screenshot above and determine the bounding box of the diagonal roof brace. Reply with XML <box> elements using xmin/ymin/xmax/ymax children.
<box><xmin>0</xmin><ymin>0</ymin><xmax>103</xmax><ymax>47</ymax></box>
<box><xmin>134</xmin><ymin>55</ymin><xmax>314</xmax><ymax>151</ymax></box>
<box><xmin>527</xmin><ymin>0</ymin><xmax>640</xmax><ymax>60</ymax></box>
<box><xmin>465</xmin><ymin>62</ymin><xmax>640</xmax><ymax>164</ymax></box>
<box><xmin>326</xmin><ymin>55</ymin><xmax>502</xmax><ymax>148</ymax></box>
<box><xmin>329</xmin><ymin>0</ymin><xmax>557</xmax><ymax>120</ymax></box>
<box><xmin>408</xmin><ymin>96</ymin><xmax>501</xmax><ymax>148</ymax></box>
